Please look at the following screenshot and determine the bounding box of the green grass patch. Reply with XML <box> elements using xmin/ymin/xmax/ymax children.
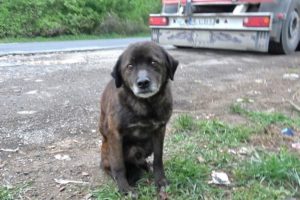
<box><xmin>165</xmin><ymin>157</ymin><xmax>209</xmax><ymax>199</ymax></box>
<box><xmin>0</xmin><ymin>33</ymin><xmax>150</xmax><ymax>43</ymax></box>
<box><xmin>93</xmin><ymin>183</ymin><xmax>121</xmax><ymax>200</ymax></box>
<box><xmin>230</xmin><ymin>104</ymin><xmax>300</xmax><ymax>128</ymax></box>
<box><xmin>198</xmin><ymin>120</ymin><xmax>253</xmax><ymax>147</ymax></box>
<box><xmin>0</xmin><ymin>187</ymin><xmax>13</xmax><ymax>200</ymax></box>
<box><xmin>0</xmin><ymin>184</ymin><xmax>29</xmax><ymax>200</ymax></box>
<box><xmin>235</xmin><ymin>150</ymin><xmax>300</xmax><ymax>189</ymax></box>
<box><xmin>94</xmin><ymin>110</ymin><xmax>299</xmax><ymax>199</ymax></box>
<box><xmin>232</xmin><ymin>182</ymin><xmax>292</xmax><ymax>200</ymax></box>
<box><xmin>173</xmin><ymin>114</ymin><xmax>196</xmax><ymax>133</ymax></box>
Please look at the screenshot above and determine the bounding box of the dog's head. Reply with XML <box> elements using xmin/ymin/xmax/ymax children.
<box><xmin>111</xmin><ymin>42</ymin><xmax>178</xmax><ymax>98</ymax></box>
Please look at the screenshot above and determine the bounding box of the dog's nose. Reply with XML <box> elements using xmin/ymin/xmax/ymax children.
<box><xmin>137</xmin><ymin>78</ymin><xmax>150</xmax><ymax>89</ymax></box>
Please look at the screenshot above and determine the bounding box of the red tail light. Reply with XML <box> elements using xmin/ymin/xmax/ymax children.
<box><xmin>243</xmin><ymin>16</ymin><xmax>270</xmax><ymax>27</ymax></box>
<box><xmin>149</xmin><ymin>16</ymin><xmax>169</xmax><ymax>26</ymax></box>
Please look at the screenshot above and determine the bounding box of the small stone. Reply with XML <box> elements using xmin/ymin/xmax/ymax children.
<box><xmin>255</xmin><ymin>79</ymin><xmax>263</xmax><ymax>84</ymax></box>
<box><xmin>238</xmin><ymin>147</ymin><xmax>251</xmax><ymax>155</ymax></box>
<box><xmin>283</xmin><ymin>73</ymin><xmax>299</xmax><ymax>81</ymax></box>
<box><xmin>82</xmin><ymin>172</ymin><xmax>89</xmax><ymax>176</ymax></box>
<box><xmin>197</xmin><ymin>156</ymin><xmax>205</xmax><ymax>163</ymax></box>
<box><xmin>209</xmin><ymin>171</ymin><xmax>231</xmax><ymax>185</ymax></box>
<box><xmin>291</xmin><ymin>142</ymin><xmax>300</xmax><ymax>150</ymax></box>
<box><xmin>59</xmin><ymin>186</ymin><xmax>66</xmax><ymax>192</ymax></box>
<box><xmin>228</xmin><ymin>149</ymin><xmax>237</xmax><ymax>155</ymax></box>
<box><xmin>54</xmin><ymin>154</ymin><xmax>71</xmax><ymax>161</ymax></box>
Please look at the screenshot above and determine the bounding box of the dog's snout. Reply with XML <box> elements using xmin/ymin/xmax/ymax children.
<box><xmin>137</xmin><ymin>77</ymin><xmax>150</xmax><ymax>89</ymax></box>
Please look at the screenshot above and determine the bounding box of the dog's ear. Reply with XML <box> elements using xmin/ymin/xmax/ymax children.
<box><xmin>111</xmin><ymin>55</ymin><xmax>123</xmax><ymax>88</ymax></box>
<box><xmin>163</xmin><ymin>49</ymin><xmax>179</xmax><ymax>81</ymax></box>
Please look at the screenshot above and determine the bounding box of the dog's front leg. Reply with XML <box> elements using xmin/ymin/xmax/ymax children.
<box><xmin>152</xmin><ymin>127</ymin><xmax>169</xmax><ymax>191</ymax></box>
<box><xmin>108</xmin><ymin>131</ymin><xmax>133</xmax><ymax>195</ymax></box>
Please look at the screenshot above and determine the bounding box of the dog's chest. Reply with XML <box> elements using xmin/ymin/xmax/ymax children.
<box><xmin>125</xmin><ymin>120</ymin><xmax>164</xmax><ymax>139</ymax></box>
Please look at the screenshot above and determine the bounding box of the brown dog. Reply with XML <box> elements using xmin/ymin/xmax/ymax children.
<box><xmin>99</xmin><ymin>41</ymin><xmax>178</xmax><ymax>196</ymax></box>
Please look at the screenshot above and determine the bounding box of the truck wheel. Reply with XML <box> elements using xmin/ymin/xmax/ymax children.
<box><xmin>270</xmin><ymin>3</ymin><xmax>300</xmax><ymax>54</ymax></box>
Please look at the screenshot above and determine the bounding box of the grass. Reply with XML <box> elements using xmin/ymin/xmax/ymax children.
<box><xmin>230</xmin><ymin>104</ymin><xmax>300</xmax><ymax>128</ymax></box>
<box><xmin>0</xmin><ymin>187</ymin><xmax>13</xmax><ymax>200</ymax></box>
<box><xmin>236</xmin><ymin>150</ymin><xmax>300</xmax><ymax>188</ymax></box>
<box><xmin>94</xmin><ymin>107</ymin><xmax>300</xmax><ymax>199</ymax></box>
<box><xmin>0</xmin><ymin>184</ymin><xmax>29</xmax><ymax>200</ymax></box>
<box><xmin>232</xmin><ymin>183</ymin><xmax>292</xmax><ymax>200</ymax></box>
<box><xmin>0</xmin><ymin>33</ymin><xmax>150</xmax><ymax>43</ymax></box>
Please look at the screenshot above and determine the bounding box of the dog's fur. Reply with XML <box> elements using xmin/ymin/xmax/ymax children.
<box><xmin>99</xmin><ymin>42</ymin><xmax>178</xmax><ymax>195</ymax></box>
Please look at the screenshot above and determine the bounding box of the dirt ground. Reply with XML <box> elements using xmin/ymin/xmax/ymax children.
<box><xmin>0</xmin><ymin>47</ymin><xmax>299</xmax><ymax>199</ymax></box>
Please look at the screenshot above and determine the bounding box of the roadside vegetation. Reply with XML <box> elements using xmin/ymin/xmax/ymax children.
<box><xmin>94</xmin><ymin>104</ymin><xmax>300</xmax><ymax>199</ymax></box>
<box><xmin>0</xmin><ymin>0</ymin><xmax>160</xmax><ymax>40</ymax></box>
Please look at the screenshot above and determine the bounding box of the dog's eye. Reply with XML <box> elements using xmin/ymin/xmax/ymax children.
<box><xmin>151</xmin><ymin>61</ymin><xmax>159</xmax><ymax>67</ymax></box>
<box><xmin>127</xmin><ymin>64</ymin><xmax>133</xmax><ymax>70</ymax></box>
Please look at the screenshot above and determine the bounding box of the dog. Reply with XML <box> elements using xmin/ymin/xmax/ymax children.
<box><xmin>99</xmin><ymin>41</ymin><xmax>178</xmax><ymax>197</ymax></box>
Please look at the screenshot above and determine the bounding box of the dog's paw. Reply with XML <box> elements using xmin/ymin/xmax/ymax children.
<box><xmin>157</xmin><ymin>185</ymin><xmax>169</xmax><ymax>200</ymax></box>
<box><xmin>119</xmin><ymin>185</ymin><xmax>135</xmax><ymax>194</ymax></box>
<box><xmin>158</xmin><ymin>190</ymin><xmax>169</xmax><ymax>200</ymax></box>
<box><xmin>119</xmin><ymin>185</ymin><xmax>138</xmax><ymax>199</ymax></box>
<box><xmin>155</xmin><ymin>177</ymin><xmax>169</xmax><ymax>189</ymax></box>
<box><xmin>128</xmin><ymin>191</ymin><xmax>138</xmax><ymax>200</ymax></box>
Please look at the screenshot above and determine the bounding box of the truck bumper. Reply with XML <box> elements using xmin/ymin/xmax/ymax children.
<box><xmin>151</xmin><ymin>28</ymin><xmax>270</xmax><ymax>52</ymax></box>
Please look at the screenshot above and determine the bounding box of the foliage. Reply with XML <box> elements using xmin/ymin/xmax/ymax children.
<box><xmin>0</xmin><ymin>0</ymin><xmax>161</xmax><ymax>38</ymax></box>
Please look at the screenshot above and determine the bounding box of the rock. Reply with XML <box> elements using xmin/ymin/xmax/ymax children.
<box><xmin>283</xmin><ymin>73</ymin><xmax>299</xmax><ymax>81</ymax></box>
<box><xmin>197</xmin><ymin>156</ymin><xmax>205</xmax><ymax>163</ymax></box>
<box><xmin>238</xmin><ymin>147</ymin><xmax>252</xmax><ymax>155</ymax></box>
<box><xmin>209</xmin><ymin>171</ymin><xmax>231</xmax><ymax>185</ymax></box>
<box><xmin>81</xmin><ymin>172</ymin><xmax>89</xmax><ymax>176</ymax></box>
<box><xmin>54</xmin><ymin>154</ymin><xmax>71</xmax><ymax>161</ymax></box>
<box><xmin>291</xmin><ymin>142</ymin><xmax>300</xmax><ymax>150</ymax></box>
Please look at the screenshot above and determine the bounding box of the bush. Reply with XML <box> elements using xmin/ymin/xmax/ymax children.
<box><xmin>0</xmin><ymin>0</ymin><xmax>161</xmax><ymax>38</ymax></box>
<box><xmin>96</xmin><ymin>12</ymin><xmax>147</xmax><ymax>35</ymax></box>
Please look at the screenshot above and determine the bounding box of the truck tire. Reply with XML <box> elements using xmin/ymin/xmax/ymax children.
<box><xmin>269</xmin><ymin>1</ymin><xmax>300</xmax><ymax>54</ymax></box>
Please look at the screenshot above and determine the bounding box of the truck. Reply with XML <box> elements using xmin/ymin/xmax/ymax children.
<box><xmin>149</xmin><ymin>0</ymin><xmax>300</xmax><ymax>54</ymax></box>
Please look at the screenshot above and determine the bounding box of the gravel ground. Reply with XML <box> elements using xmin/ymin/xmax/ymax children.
<box><xmin>0</xmin><ymin>48</ymin><xmax>299</xmax><ymax>199</ymax></box>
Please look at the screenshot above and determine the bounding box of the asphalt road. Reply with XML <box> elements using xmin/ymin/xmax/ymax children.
<box><xmin>0</xmin><ymin>37</ymin><xmax>150</xmax><ymax>56</ymax></box>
